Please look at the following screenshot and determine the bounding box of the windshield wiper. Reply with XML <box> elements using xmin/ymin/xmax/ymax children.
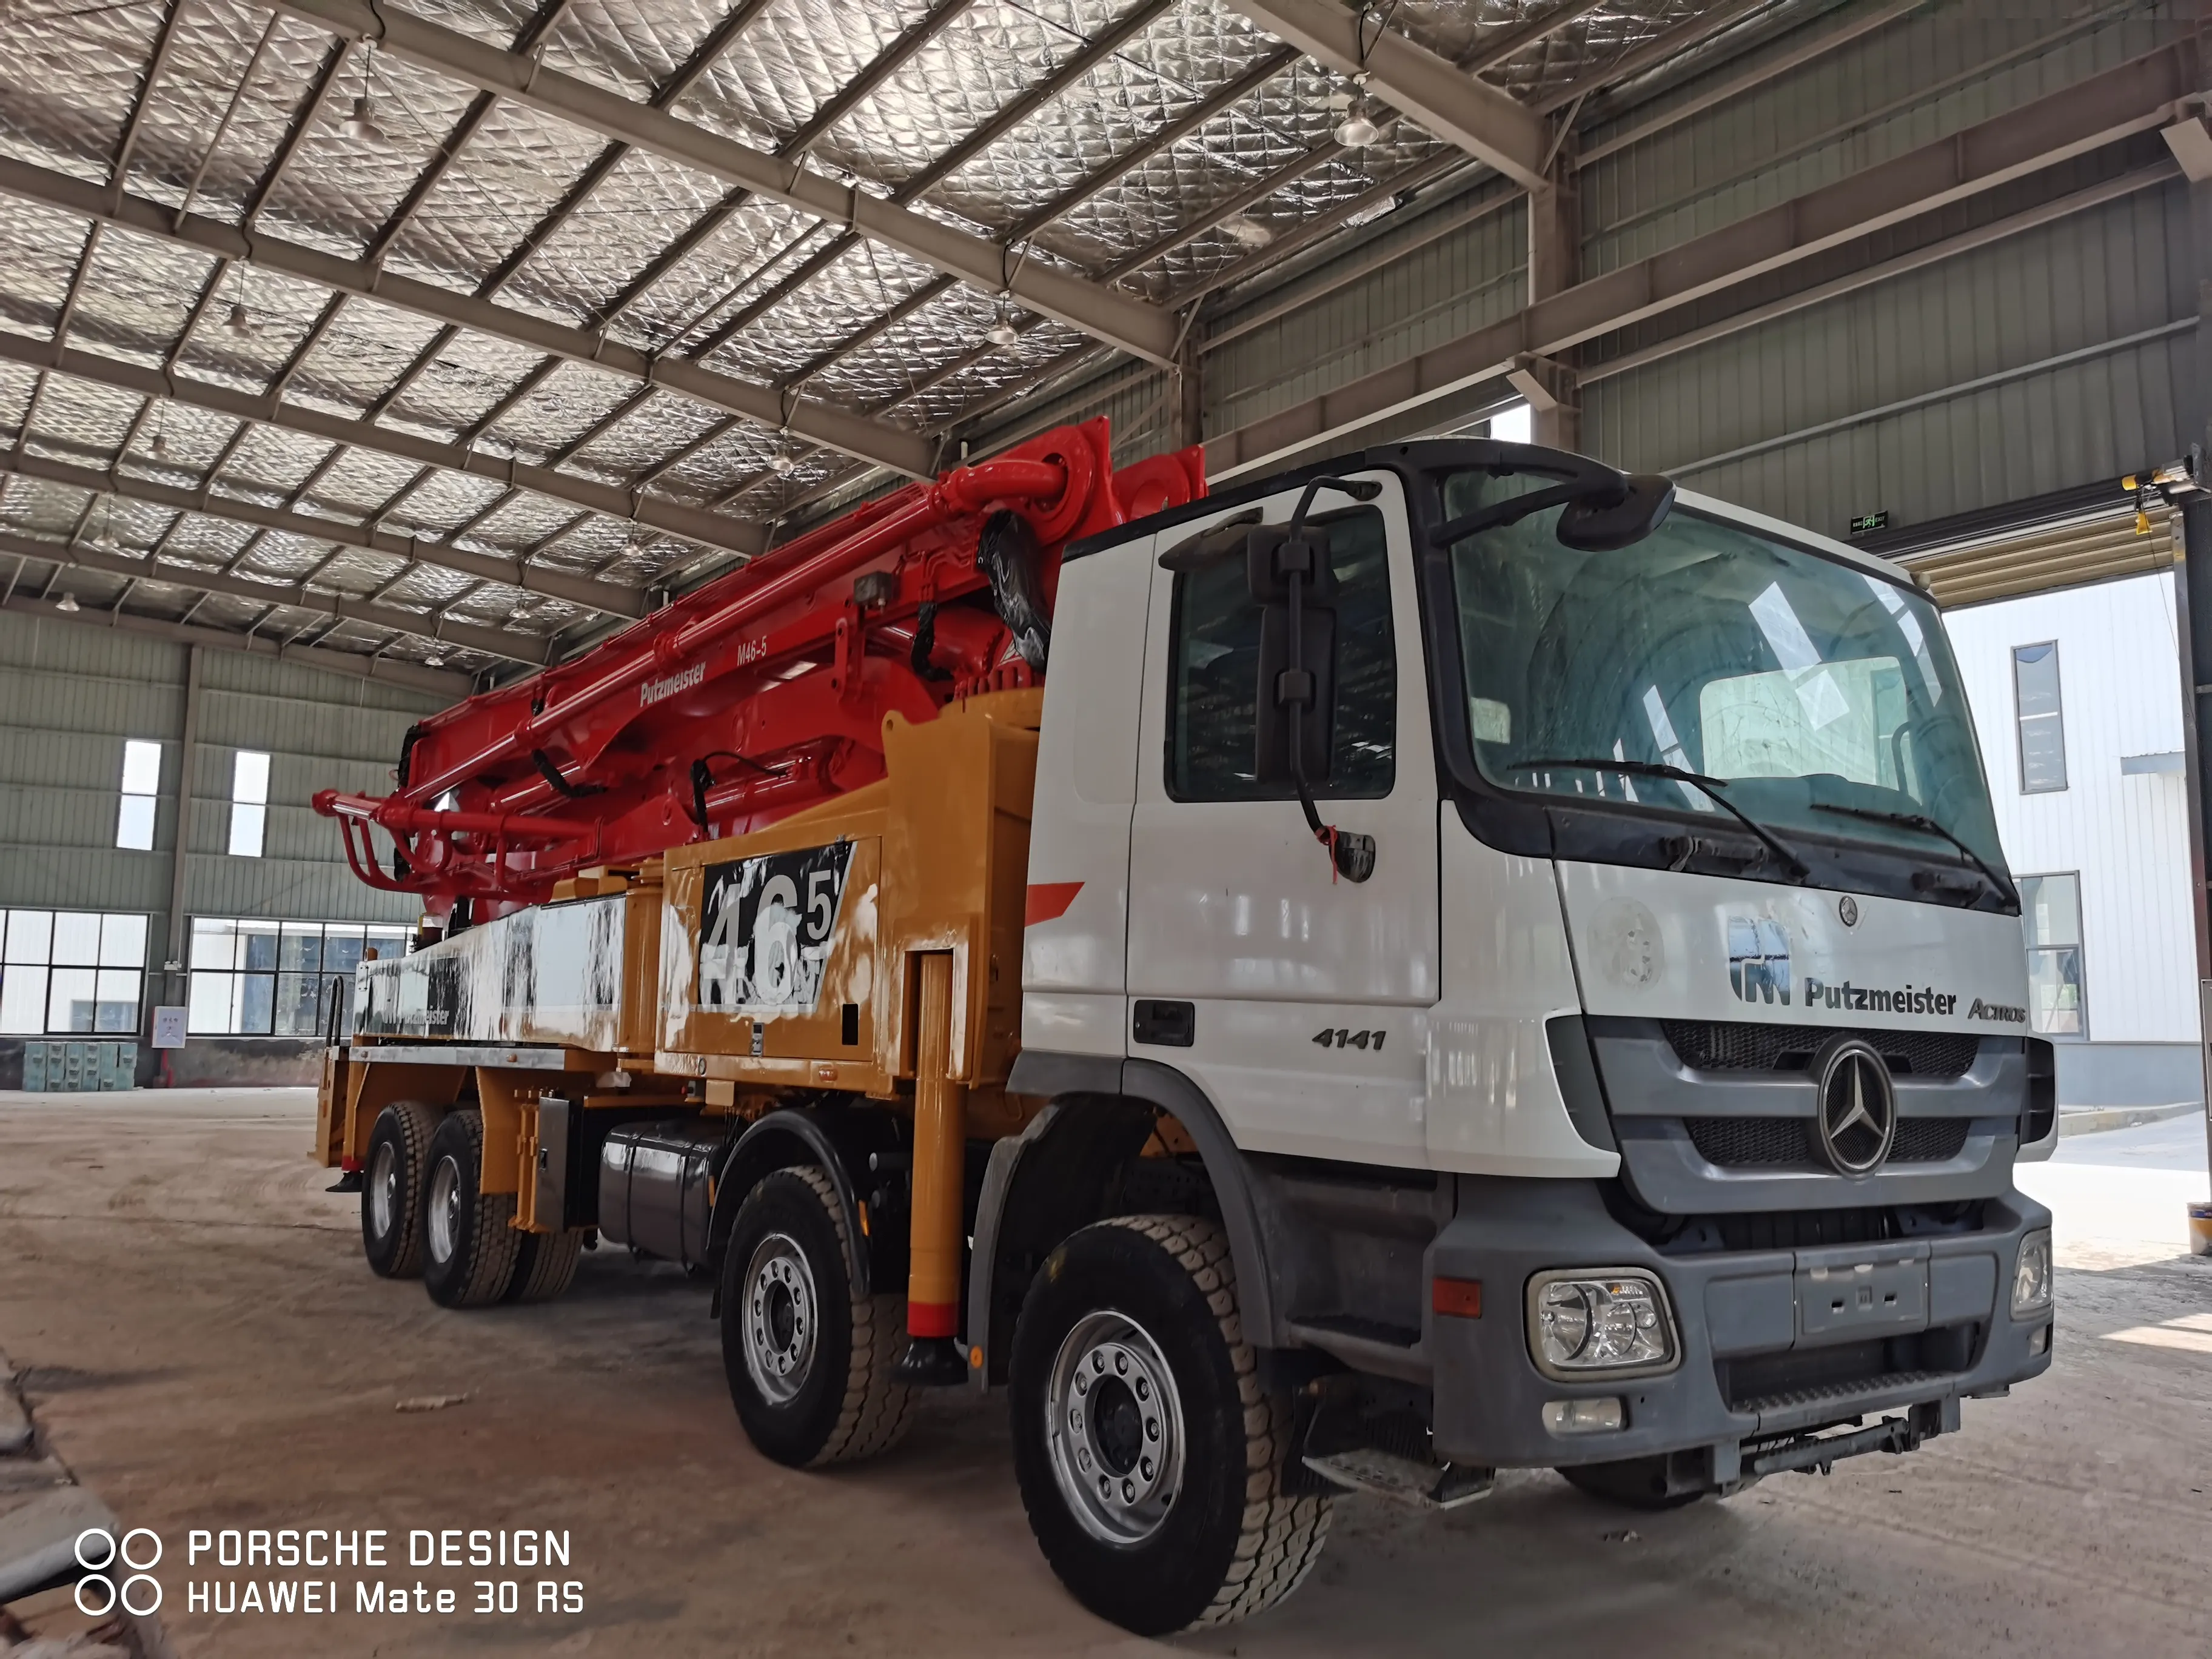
<box><xmin>1505</xmin><ymin>757</ymin><xmax>1812</xmax><ymax>881</ymax></box>
<box><xmin>1810</xmin><ymin>803</ymin><xmax>2017</xmax><ymax>905</ymax></box>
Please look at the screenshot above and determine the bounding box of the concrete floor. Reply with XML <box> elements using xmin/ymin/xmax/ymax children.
<box><xmin>1</xmin><ymin>1089</ymin><xmax>2209</xmax><ymax>1658</ymax></box>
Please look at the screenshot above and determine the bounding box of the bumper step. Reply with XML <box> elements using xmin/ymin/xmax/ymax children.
<box><xmin>1302</xmin><ymin>1450</ymin><xmax>1494</xmax><ymax>1510</ymax></box>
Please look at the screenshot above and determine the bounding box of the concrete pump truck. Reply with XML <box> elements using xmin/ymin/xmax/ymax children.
<box><xmin>312</xmin><ymin>417</ymin><xmax>2055</xmax><ymax>1635</ymax></box>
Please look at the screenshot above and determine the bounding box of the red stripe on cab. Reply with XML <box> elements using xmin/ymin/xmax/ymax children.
<box><xmin>1024</xmin><ymin>881</ymin><xmax>1083</xmax><ymax>927</ymax></box>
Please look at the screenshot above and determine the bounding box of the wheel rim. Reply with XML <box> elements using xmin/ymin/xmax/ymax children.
<box><xmin>368</xmin><ymin>1139</ymin><xmax>399</xmax><ymax>1240</ymax></box>
<box><xmin>426</xmin><ymin>1153</ymin><xmax>461</xmax><ymax>1264</ymax></box>
<box><xmin>1045</xmin><ymin>1310</ymin><xmax>1186</xmax><ymax>1547</ymax></box>
<box><xmin>741</xmin><ymin>1233</ymin><xmax>818</xmax><ymax>1405</ymax></box>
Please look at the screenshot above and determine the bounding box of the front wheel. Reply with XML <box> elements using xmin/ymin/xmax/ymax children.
<box><xmin>1009</xmin><ymin>1215</ymin><xmax>1331</xmax><ymax>1635</ymax></box>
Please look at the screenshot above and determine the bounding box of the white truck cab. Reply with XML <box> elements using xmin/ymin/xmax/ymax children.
<box><xmin>1012</xmin><ymin>437</ymin><xmax>2054</xmax><ymax>1510</ymax></box>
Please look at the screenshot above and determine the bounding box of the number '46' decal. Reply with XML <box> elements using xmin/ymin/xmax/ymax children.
<box><xmin>1312</xmin><ymin>1027</ymin><xmax>1385</xmax><ymax>1051</ymax></box>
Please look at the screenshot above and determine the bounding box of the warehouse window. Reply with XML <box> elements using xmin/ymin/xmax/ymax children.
<box><xmin>1167</xmin><ymin>506</ymin><xmax>1395</xmax><ymax>801</ymax></box>
<box><xmin>116</xmin><ymin>739</ymin><xmax>159</xmax><ymax>851</ymax></box>
<box><xmin>187</xmin><ymin>918</ymin><xmax>410</xmax><ymax>1037</ymax></box>
<box><xmin>229</xmin><ymin>749</ymin><xmax>270</xmax><ymax>857</ymax></box>
<box><xmin>2012</xmin><ymin>643</ymin><xmax>2066</xmax><ymax>793</ymax></box>
<box><xmin>0</xmin><ymin>911</ymin><xmax>147</xmax><ymax>1034</ymax></box>
<box><xmin>2019</xmin><ymin>873</ymin><xmax>2086</xmax><ymax>1038</ymax></box>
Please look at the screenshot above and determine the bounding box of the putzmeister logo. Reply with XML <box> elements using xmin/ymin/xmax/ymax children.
<box><xmin>639</xmin><ymin>662</ymin><xmax>705</xmax><ymax>707</ymax></box>
<box><xmin>1726</xmin><ymin>917</ymin><xmax>1792</xmax><ymax>1005</ymax></box>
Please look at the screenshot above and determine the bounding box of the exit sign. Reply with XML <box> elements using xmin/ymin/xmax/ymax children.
<box><xmin>1848</xmin><ymin>511</ymin><xmax>1889</xmax><ymax>536</ymax></box>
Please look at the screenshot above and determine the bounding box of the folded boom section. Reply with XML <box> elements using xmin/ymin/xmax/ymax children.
<box><xmin>313</xmin><ymin>420</ymin><xmax>1203</xmax><ymax>916</ymax></box>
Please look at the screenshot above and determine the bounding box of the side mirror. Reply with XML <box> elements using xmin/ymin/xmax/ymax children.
<box><xmin>1556</xmin><ymin>474</ymin><xmax>1675</xmax><ymax>551</ymax></box>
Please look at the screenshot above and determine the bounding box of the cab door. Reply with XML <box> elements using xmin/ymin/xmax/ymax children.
<box><xmin>1125</xmin><ymin>470</ymin><xmax>1439</xmax><ymax>1166</ymax></box>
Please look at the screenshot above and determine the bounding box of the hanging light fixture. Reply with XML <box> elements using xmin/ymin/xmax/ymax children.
<box><xmin>1221</xmin><ymin>212</ymin><xmax>1273</xmax><ymax>249</ymax></box>
<box><xmin>341</xmin><ymin>42</ymin><xmax>386</xmax><ymax>144</ymax></box>
<box><xmin>985</xmin><ymin>297</ymin><xmax>1019</xmax><ymax>349</ymax></box>
<box><xmin>341</xmin><ymin>94</ymin><xmax>387</xmax><ymax>145</ymax></box>
<box><xmin>54</xmin><ymin>593</ymin><xmax>79</xmax><ymax>613</ymax></box>
<box><xmin>769</xmin><ymin>447</ymin><xmax>797</xmax><ymax>475</ymax></box>
<box><xmin>1333</xmin><ymin>95</ymin><xmax>1382</xmax><ymax>147</ymax></box>
<box><xmin>223</xmin><ymin>300</ymin><xmax>255</xmax><ymax>337</ymax></box>
<box><xmin>1332</xmin><ymin>72</ymin><xmax>1381</xmax><ymax>147</ymax></box>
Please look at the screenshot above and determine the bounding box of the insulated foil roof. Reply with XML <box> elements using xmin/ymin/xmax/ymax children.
<box><xmin>0</xmin><ymin>0</ymin><xmax>1752</xmax><ymax>681</ymax></box>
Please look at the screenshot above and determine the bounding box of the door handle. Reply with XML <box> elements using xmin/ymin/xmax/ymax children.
<box><xmin>1132</xmin><ymin>999</ymin><xmax>1195</xmax><ymax>1047</ymax></box>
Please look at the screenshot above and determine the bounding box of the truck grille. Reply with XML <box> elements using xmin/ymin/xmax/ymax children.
<box><xmin>1684</xmin><ymin>1116</ymin><xmax>1974</xmax><ymax>1169</ymax></box>
<box><xmin>1663</xmin><ymin>1021</ymin><xmax>1979</xmax><ymax>1079</ymax></box>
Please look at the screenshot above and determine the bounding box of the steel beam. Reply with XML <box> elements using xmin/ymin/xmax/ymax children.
<box><xmin>1579</xmin><ymin>162</ymin><xmax>2179</xmax><ymax>386</ymax></box>
<box><xmin>0</xmin><ymin>326</ymin><xmax>743</xmax><ymax>584</ymax></box>
<box><xmin>1577</xmin><ymin>0</ymin><xmax>1926</xmax><ymax>166</ymax></box>
<box><xmin>1459</xmin><ymin>0</ymin><xmax>1610</xmax><ymax>73</ymax></box>
<box><xmin>1191</xmin><ymin>163</ymin><xmax>1503</xmax><ymax>344</ymax></box>
<box><xmin>756</xmin><ymin>0</ymin><xmax>1191</xmax><ymax>406</ymax></box>
<box><xmin>1221</xmin><ymin>0</ymin><xmax>1549</xmax><ymax>187</ymax></box>
<box><xmin>785</xmin><ymin>0</ymin><xmax>983</xmax><ymax>158</ymax></box>
<box><xmin>1105</xmin><ymin>140</ymin><xmax>1345</xmax><ymax>281</ymax></box>
<box><xmin>114</xmin><ymin>0</ymin><xmax>190</xmax><ymax>185</ymax></box>
<box><xmin>247</xmin><ymin>39</ymin><xmax>349</xmax><ymax>224</ymax></box>
<box><xmin>268</xmin><ymin>0</ymin><xmax>1181</xmax><ymax>365</ymax></box>
<box><xmin>1011</xmin><ymin>49</ymin><xmax>1299</xmax><ymax>241</ymax></box>
<box><xmin>0</xmin><ymin>427</ymin><xmax>648</xmax><ymax>620</ymax></box>
<box><xmin>908</xmin><ymin>0</ymin><xmax>1181</xmax><ymax>203</ymax></box>
<box><xmin>1206</xmin><ymin>38</ymin><xmax>2200</xmax><ymax>476</ymax></box>
<box><xmin>163</xmin><ymin>641</ymin><xmax>201</xmax><ymax>994</ymax></box>
<box><xmin>2</xmin><ymin>159</ymin><xmax>930</xmax><ymax>483</ymax></box>
<box><xmin>367</xmin><ymin>92</ymin><xmax>502</xmax><ymax>266</ymax></box>
<box><xmin>0</xmin><ymin>527</ymin><xmax>546</xmax><ymax>664</ymax></box>
<box><xmin>1</xmin><ymin>590</ymin><xmax>473</xmax><ymax>695</ymax></box>
<box><xmin>361</xmin><ymin>0</ymin><xmax>585</xmax><ymax>269</ymax></box>
<box><xmin>1537</xmin><ymin>0</ymin><xmax>1775</xmax><ymax>115</ymax></box>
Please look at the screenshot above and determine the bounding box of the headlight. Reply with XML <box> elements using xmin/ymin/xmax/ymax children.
<box><xmin>2011</xmin><ymin>1229</ymin><xmax>2053</xmax><ymax>1317</ymax></box>
<box><xmin>1527</xmin><ymin>1270</ymin><xmax>1678</xmax><ymax>1378</ymax></box>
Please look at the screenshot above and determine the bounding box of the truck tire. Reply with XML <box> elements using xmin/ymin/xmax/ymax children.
<box><xmin>1557</xmin><ymin>1456</ymin><xmax>1713</xmax><ymax>1510</ymax></box>
<box><xmin>1008</xmin><ymin>1215</ymin><xmax>1332</xmax><ymax>1635</ymax></box>
<box><xmin>420</xmin><ymin>1110</ymin><xmax>523</xmax><ymax>1309</ymax></box>
<box><xmin>506</xmin><ymin>1228</ymin><xmax>585</xmax><ymax>1303</ymax></box>
<box><xmin>719</xmin><ymin>1165</ymin><xmax>912</xmax><ymax>1467</ymax></box>
<box><xmin>361</xmin><ymin>1100</ymin><xmax>440</xmax><ymax>1279</ymax></box>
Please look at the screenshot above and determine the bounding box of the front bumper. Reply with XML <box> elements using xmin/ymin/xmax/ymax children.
<box><xmin>1424</xmin><ymin>1176</ymin><xmax>2053</xmax><ymax>1472</ymax></box>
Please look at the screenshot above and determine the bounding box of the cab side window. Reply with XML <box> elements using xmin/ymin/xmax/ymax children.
<box><xmin>1166</xmin><ymin>506</ymin><xmax>1395</xmax><ymax>800</ymax></box>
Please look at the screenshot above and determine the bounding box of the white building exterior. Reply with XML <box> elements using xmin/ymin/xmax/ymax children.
<box><xmin>1940</xmin><ymin>571</ymin><xmax>2202</xmax><ymax>1110</ymax></box>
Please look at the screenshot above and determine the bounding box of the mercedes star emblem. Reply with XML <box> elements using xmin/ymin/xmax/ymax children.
<box><xmin>1838</xmin><ymin>895</ymin><xmax>1859</xmax><ymax>927</ymax></box>
<box><xmin>1812</xmin><ymin>1036</ymin><xmax>1896</xmax><ymax>1176</ymax></box>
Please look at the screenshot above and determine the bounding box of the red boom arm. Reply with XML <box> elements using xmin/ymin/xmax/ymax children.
<box><xmin>313</xmin><ymin>420</ymin><xmax>1203</xmax><ymax>916</ymax></box>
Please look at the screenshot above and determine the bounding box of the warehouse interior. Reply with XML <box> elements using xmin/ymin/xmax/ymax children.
<box><xmin>5</xmin><ymin>0</ymin><xmax>2212</xmax><ymax>1651</ymax></box>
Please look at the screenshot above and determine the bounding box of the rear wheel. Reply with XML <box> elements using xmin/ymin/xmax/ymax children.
<box><xmin>420</xmin><ymin>1110</ymin><xmax>522</xmax><ymax>1308</ymax></box>
<box><xmin>361</xmin><ymin>1101</ymin><xmax>440</xmax><ymax>1279</ymax></box>
<box><xmin>1557</xmin><ymin>1456</ymin><xmax>1714</xmax><ymax>1510</ymax></box>
<box><xmin>1009</xmin><ymin>1215</ymin><xmax>1331</xmax><ymax>1635</ymax></box>
<box><xmin>719</xmin><ymin>1166</ymin><xmax>911</xmax><ymax>1467</ymax></box>
<box><xmin>507</xmin><ymin>1228</ymin><xmax>586</xmax><ymax>1303</ymax></box>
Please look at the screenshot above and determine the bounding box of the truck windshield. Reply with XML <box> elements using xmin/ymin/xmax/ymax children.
<box><xmin>1440</xmin><ymin>470</ymin><xmax>2006</xmax><ymax>884</ymax></box>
